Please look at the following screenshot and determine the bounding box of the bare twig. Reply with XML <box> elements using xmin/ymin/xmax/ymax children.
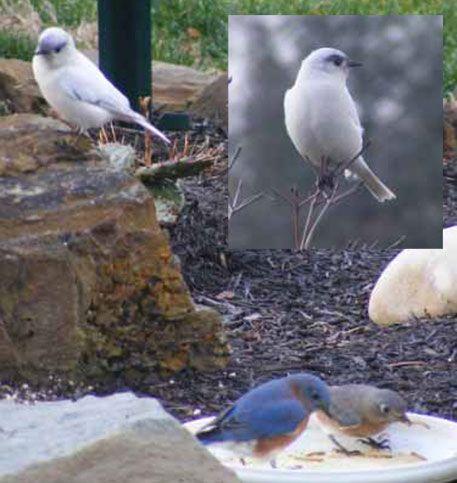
<box><xmin>139</xmin><ymin>96</ymin><xmax>153</xmax><ymax>166</ymax></box>
<box><xmin>272</xmin><ymin>142</ymin><xmax>371</xmax><ymax>250</ymax></box>
<box><xmin>384</xmin><ymin>235</ymin><xmax>406</xmax><ymax>250</ymax></box>
<box><xmin>228</xmin><ymin>146</ymin><xmax>242</xmax><ymax>171</ymax></box>
<box><xmin>229</xmin><ymin>179</ymin><xmax>264</xmax><ymax>220</ymax></box>
<box><xmin>228</xmin><ymin>146</ymin><xmax>264</xmax><ymax>220</ymax></box>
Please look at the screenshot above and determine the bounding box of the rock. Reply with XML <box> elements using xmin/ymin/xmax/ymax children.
<box><xmin>99</xmin><ymin>142</ymin><xmax>137</xmax><ymax>172</ymax></box>
<box><xmin>444</xmin><ymin>99</ymin><xmax>457</xmax><ymax>159</ymax></box>
<box><xmin>0</xmin><ymin>59</ymin><xmax>47</xmax><ymax>115</ymax></box>
<box><xmin>0</xmin><ymin>114</ymin><xmax>229</xmax><ymax>377</ymax></box>
<box><xmin>152</xmin><ymin>61</ymin><xmax>218</xmax><ymax>110</ymax></box>
<box><xmin>0</xmin><ymin>393</ymin><xmax>238</xmax><ymax>483</ymax></box>
<box><xmin>369</xmin><ymin>226</ymin><xmax>457</xmax><ymax>325</ymax></box>
<box><xmin>190</xmin><ymin>74</ymin><xmax>228</xmax><ymax>133</ymax></box>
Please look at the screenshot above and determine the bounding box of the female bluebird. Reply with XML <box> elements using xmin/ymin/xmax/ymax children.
<box><xmin>196</xmin><ymin>373</ymin><xmax>332</xmax><ymax>463</ymax></box>
<box><xmin>316</xmin><ymin>384</ymin><xmax>411</xmax><ymax>454</ymax></box>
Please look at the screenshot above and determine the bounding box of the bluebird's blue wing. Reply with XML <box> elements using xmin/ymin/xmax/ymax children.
<box><xmin>240</xmin><ymin>399</ymin><xmax>307</xmax><ymax>439</ymax></box>
<box><xmin>196</xmin><ymin>399</ymin><xmax>306</xmax><ymax>444</ymax></box>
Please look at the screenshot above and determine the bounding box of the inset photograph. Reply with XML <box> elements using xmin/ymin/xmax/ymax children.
<box><xmin>228</xmin><ymin>15</ymin><xmax>442</xmax><ymax>249</ymax></box>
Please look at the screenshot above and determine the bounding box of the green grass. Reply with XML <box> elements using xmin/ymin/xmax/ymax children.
<box><xmin>0</xmin><ymin>31</ymin><xmax>35</xmax><ymax>61</ymax></box>
<box><xmin>151</xmin><ymin>0</ymin><xmax>229</xmax><ymax>70</ymax></box>
<box><xmin>0</xmin><ymin>0</ymin><xmax>455</xmax><ymax>91</ymax></box>
<box><xmin>29</xmin><ymin>0</ymin><xmax>97</xmax><ymax>26</ymax></box>
<box><xmin>229</xmin><ymin>0</ymin><xmax>443</xmax><ymax>15</ymax></box>
<box><xmin>444</xmin><ymin>0</ymin><xmax>457</xmax><ymax>93</ymax></box>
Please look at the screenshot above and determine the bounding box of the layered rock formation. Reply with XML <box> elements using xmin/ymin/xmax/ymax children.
<box><xmin>0</xmin><ymin>114</ymin><xmax>229</xmax><ymax>377</ymax></box>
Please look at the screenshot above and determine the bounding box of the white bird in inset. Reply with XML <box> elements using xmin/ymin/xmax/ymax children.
<box><xmin>32</xmin><ymin>27</ymin><xmax>170</xmax><ymax>145</ymax></box>
<box><xmin>284</xmin><ymin>47</ymin><xmax>396</xmax><ymax>202</ymax></box>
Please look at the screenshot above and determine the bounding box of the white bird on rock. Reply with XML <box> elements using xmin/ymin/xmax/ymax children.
<box><xmin>32</xmin><ymin>27</ymin><xmax>170</xmax><ymax>144</ymax></box>
<box><xmin>284</xmin><ymin>47</ymin><xmax>396</xmax><ymax>202</ymax></box>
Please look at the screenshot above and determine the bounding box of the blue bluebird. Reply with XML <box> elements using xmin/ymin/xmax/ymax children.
<box><xmin>196</xmin><ymin>373</ymin><xmax>333</xmax><ymax>463</ymax></box>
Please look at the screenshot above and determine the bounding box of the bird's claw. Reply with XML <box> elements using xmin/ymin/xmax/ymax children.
<box><xmin>335</xmin><ymin>447</ymin><xmax>363</xmax><ymax>456</ymax></box>
<box><xmin>329</xmin><ymin>435</ymin><xmax>362</xmax><ymax>456</ymax></box>
<box><xmin>317</xmin><ymin>174</ymin><xmax>335</xmax><ymax>191</ymax></box>
<box><xmin>359</xmin><ymin>437</ymin><xmax>391</xmax><ymax>451</ymax></box>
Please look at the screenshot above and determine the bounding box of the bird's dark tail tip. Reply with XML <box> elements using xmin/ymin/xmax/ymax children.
<box><xmin>195</xmin><ymin>427</ymin><xmax>224</xmax><ymax>445</ymax></box>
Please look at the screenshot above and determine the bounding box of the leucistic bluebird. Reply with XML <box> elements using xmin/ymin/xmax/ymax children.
<box><xmin>196</xmin><ymin>373</ymin><xmax>332</xmax><ymax>465</ymax></box>
<box><xmin>316</xmin><ymin>384</ymin><xmax>411</xmax><ymax>454</ymax></box>
<box><xmin>32</xmin><ymin>27</ymin><xmax>170</xmax><ymax>144</ymax></box>
<box><xmin>284</xmin><ymin>48</ymin><xmax>396</xmax><ymax>202</ymax></box>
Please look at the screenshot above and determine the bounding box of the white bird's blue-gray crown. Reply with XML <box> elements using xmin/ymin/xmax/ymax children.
<box><xmin>35</xmin><ymin>27</ymin><xmax>74</xmax><ymax>56</ymax></box>
<box><xmin>303</xmin><ymin>47</ymin><xmax>362</xmax><ymax>74</ymax></box>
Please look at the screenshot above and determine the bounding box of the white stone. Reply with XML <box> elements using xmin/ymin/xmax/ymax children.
<box><xmin>369</xmin><ymin>226</ymin><xmax>457</xmax><ymax>325</ymax></box>
<box><xmin>0</xmin><ymin>393</ymin><xmax>237</xmax><ymax>483</ymax></box>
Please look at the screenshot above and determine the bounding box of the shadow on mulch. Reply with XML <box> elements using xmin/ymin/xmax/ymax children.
<box><xmin>1</xmin><ymin>125</ymin><xmax>456</xmax><ymax>426</ymax></box>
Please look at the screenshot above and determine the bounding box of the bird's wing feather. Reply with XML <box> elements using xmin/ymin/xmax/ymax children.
<box><xmin>58</xmin><ymin>63</ymin><xmax>132</xmax><ymax>117</ymax></box>
<box><xmin>230</xmin><ymin>399</ymin><xmax>306</xmax><ymax>440</ymax></box>
<box><xmin>329</xmin><ymin>387</ymin><xmax>364</xmax><ymax>426</ymax></box>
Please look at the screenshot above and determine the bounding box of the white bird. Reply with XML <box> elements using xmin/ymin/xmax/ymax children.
<box><xmin>32</xmin><ymin>27</ymin><xmax>170</xmax><ymax>144</ymax></box>
<box><xmin>284</xmin><ymin>47</ymin><xmax>396</xmax><ymax>202</ymax></box>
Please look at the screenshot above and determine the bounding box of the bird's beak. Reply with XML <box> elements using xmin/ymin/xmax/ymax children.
<box><xmin>34</xmin><ymin>47</ymin><xmax>46</xmax><ymax>56</ymax></box>
<box><xmin>399</xmin><ymin>414</ymin><xmax>412</xmax><ymax>426</ymax></box>
<box><xmin>347</xmin><ymin>59</ymin><xmax>363</xmax><ymax>68</ymax></box>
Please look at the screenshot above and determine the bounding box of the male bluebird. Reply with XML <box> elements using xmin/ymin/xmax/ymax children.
<box><xmin>316</xmin><ymin>384</ymin><xmax>411</xmax><ymax>454</ymax></box>
<box><xmin>196</xmin><ymin>373</ymin><xmax>332</xmax><ymax>464</ymax></box>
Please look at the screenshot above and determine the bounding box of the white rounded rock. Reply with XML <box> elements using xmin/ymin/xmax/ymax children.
<box><xmin>369</xmin><ymin>226</ymin><xmax>457</xmax><ymax>325</ymax></box>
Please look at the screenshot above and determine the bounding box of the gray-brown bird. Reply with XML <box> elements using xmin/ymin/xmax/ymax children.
<box><xmin>316</xmin><ymin>384</ymin><xmax>411</xmax><ymax>454</ymax></box>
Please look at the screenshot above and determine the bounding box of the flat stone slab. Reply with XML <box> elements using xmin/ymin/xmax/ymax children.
<box><xmin>0</xmin><ymin>393</ymin><xmax>238</xmax><ymax>483</ymax></box>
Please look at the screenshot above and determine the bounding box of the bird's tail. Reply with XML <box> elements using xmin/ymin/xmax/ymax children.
<box><xmin>196</xmin><ymin>427</ymin><xmax>226</xmax><ymax>445</ymax></box>
<box><xmin>351</xmin><ymin>158</ymin><xmax>396</xmax><ymax>203</ymax></box>
<box><xmin>127</xmin><ymin>111</ymin><xmax>171</xmax><ymax>145</ymax></box>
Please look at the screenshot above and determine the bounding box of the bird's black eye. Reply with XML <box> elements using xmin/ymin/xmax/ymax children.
<box><xmin>327</xmin><ymin>54</ymin><xmax>344</xmax><ymax>67</ymax></box>
<box><xmin>311</xmin><ymin>391</ymin><xmax>320</xmax><ymax>401</ymax></box>
<box><xmin>380</xmin><ymin>404</ymin><xmax>390</xmax><ymax>414</ymax></box>
<box><xmin>55</xmin><ymin>47</ymin><xmax>62</xmax><ymax>53</ymax></box>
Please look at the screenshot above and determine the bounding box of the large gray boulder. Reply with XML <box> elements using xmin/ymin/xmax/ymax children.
<box><xmin>0</xmin><ymin>393</ymin><xmax>238</xmax><ymax>483</ymax></box>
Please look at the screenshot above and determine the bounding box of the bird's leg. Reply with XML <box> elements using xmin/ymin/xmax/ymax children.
<box><xmin>358</xmin><ymin>436</ymin><xmax>391</xmax><ymax>451</ymax></box>
<box><xmin>239</xmin><ymin>457</ymin><xmax>246</xmax><ymax>466</ymax></box>
<box><xmin>329</xmin><ymin>435</ymin><xmax>362</xmax><ymax>456</ymax></box>
<box><xmin>317</xmin><ymin>156</ymin><xmax>335</xmax><ymax>192</ymax></box>
<box><xmin>269</xmin><ymin>458</ymin><xmax>277</xmax><ymax>469</ymax></box>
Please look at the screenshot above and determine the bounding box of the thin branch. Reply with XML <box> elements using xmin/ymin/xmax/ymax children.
<box><xmin>272</xmin><ymin>141</ymin><xmax>372</xmax><ymax>250</ymax></box>
<box><xmin>228</xmin><ymin>146</ymin><xmax>264</xmax><ymax>220</ymax></box>
<box><xmin>228</xmin><ymin>146</ymin><xmax>242</xmax><ymax>171</ymax></box>
<box><xmin>229</xmin><ymin>178</ymin><xmax>264</xmax><ymax>220</ymax></box>
<box><xmin>384</xmin><ymin>235</ymin><xmax>406</xmax><ymax>250</ymax></box>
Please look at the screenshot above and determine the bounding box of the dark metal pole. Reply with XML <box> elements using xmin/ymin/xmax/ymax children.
<box><xmin>97</xmin><ymin>0</ymin><xmax>151</xmax><ymax>111</ymax></box>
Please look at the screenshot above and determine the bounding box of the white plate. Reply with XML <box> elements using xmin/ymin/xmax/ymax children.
<box><xmin>185</xmin><ymin>413</ymin><xmax>457</xmax><ymax>483</ymax></box>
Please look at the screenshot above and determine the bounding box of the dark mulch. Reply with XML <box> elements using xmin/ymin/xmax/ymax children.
<box><xmin>158</xmin><ymin>155</ymin><xmax>457</xmax><ymax>422</ymax></box>
<box><xmin>444</xmin><ymin>161</ymin><xmax>457</xmax><ymax>227</ymax></box>
<box><xmin>1</xmin><ymin>125</ymin><xmax>456</xmax><ymax>427</ymax></box>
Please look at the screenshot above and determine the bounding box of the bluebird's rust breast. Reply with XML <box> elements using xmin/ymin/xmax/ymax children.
<box><xmin>316</xmin><ymin>410</ymin><xmax>388</xmax><ymax>437</ymax></box>
<box><xmin>254</xmin><ymin>416</ymin><xmax>309</xmax><ymax>457</ymax></box>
